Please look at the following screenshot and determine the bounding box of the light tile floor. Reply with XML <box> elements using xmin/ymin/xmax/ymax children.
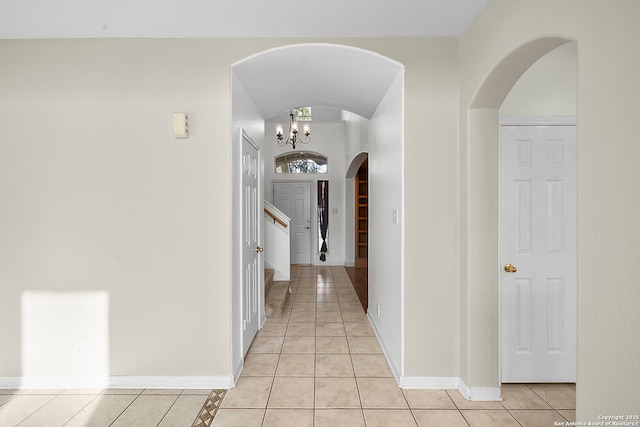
<box><xmin>214</xmin><ymin>265</ymin><xmax>577</xmax><ymax>427</ymax></box>
<box><xmin>0</xmin><ymin>388</ymin><xmax>215</xmax><ymax>427</ymax></box>
<box><xmin>0</xmin><ymin>265</ymin><xmax>576</xmax><ymax>426</ymax></box>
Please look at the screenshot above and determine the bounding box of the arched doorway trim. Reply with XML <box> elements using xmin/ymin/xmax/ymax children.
<box><xmin>231</xmin><ymin>44</ymin><xmax>405</xmax><ymax>385</ymax></box>
<box><xmin>471</xmin><ymin>37</ymin><xmax>572</xmax><ymax>109</ymax></box>
<box><xmin>345</xmin><ymin>152</ymin><xmax>369</xmax><ymax>267</ymax></box>
<box><xmin>346</xmin><ymin>152</ymin><xmax>369</xmax><ymax>178</ymax></box>
<box><xmin>231</xmin><ymin>43</ymin><xmax>403</xmax><ymax>120</ymax></box>
<box><xmin>461</xmin><ymin>36</ymin><xmax>575</xmax><ymax>400</ymax></box>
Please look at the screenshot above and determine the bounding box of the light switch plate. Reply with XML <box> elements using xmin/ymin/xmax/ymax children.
<box><xmin>172</xmin><ymin>112</ymin><xmax>189</xmax><ymax>138</ymax></box>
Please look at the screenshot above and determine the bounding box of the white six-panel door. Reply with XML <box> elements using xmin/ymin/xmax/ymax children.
<box><xmin>241</xmin><ymin>134</ymin><xmax>262</xmax><ymax>357</ymax></box>
<box><xmin>500</xmin><ymin>125</ymin><xmax>577</xmax><ymax>382</ymax></box>
<box><xmin>273</xmin><ymin>182</ymin><xmax>311</xmax><ymax>265</ymax></box>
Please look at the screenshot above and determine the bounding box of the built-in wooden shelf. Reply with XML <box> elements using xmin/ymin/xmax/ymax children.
<box><xmin>355</xmin><ymin>160</ymin><xmax>368</xmax><ymax>268</ymax></box>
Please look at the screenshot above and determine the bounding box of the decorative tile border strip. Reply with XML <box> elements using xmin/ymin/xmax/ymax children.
<box><xmin>192</xmin><ymin>389</ymin><xmax>227</xmax><ymax>427</ymax></box>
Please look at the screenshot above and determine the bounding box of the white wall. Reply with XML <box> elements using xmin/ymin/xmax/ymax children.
<box><xmin>0</xmin><ymin>37</ymin><xmax>462</xmax><ymax>393</ymax></box>
<box><xmin>500</xmin><ymin>42</ymin><xmax>577</xmax><ymax>117</ymax></box>
<box><xmin>367</xmin><ymin>73</ymin><xmax>405</xmax><ymax>377</ymax></box>
<box><xmin>344</xmin><ymin>111</ymin><xmax>371</xmax><ymax>163</ymax></box>
<box><xmin>343</xmin><ymin>111</ymin><xmax>370</xmax><ymax>267</ymax></box>
<box><xmin>0</xmin><ymin>39</ymin><xmax>236</xmax><ymax>383</ymax></box>
<box><xmin>401</xmin><ymin>38</ymin><xmax>461</xmax><ymax>382</ymax></box>
<box><xmin>460</xmin><ymin>0</ymin><xmax>640</xmax><ymax>417</ymax></box>
<box><xmin>263</xmin><ymin>119</ymin><xmax>347</xmax><ymax>266</ymax></box>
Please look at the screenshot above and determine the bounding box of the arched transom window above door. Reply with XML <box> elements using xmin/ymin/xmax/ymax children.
<box><xmin>274</xmin><ymin>151</ymin><xmax>328</xmax><ymax>174</ymax></box>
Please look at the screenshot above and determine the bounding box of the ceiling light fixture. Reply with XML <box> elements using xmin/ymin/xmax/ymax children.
<box><xmin>276</xmin><ymin>109</ymin><xmax>311</xmax><ymax>150</ymax></box>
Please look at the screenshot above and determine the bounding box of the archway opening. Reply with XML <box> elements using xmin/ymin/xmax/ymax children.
<box><xmin>346</xmin><ymin>152</ymin><xmax>369</xmax><ymax>311</ymax></box>
<box><xmin>461</xmin><ymin>37</ymin><xmax>575</xmax><ymax>399</ymax></box>
<box><xmin>230</xmin><ymin>44</ymin><xmax>406</xmax><ymax>383</ymax></box>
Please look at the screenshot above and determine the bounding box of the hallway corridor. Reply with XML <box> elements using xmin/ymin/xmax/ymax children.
<box><xmin>214</xmin><ymin>265</ymin><xmax>576</xmax><ymax>426</ymax></box>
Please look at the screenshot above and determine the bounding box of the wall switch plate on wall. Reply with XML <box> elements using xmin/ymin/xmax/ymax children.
<box><xmin>172</xmin><ymin>112</ymin><xmax>189</xmax><ymax>138</ymax></box>
<box><xmin>392</xmin><ymin>209</ymin><xmax>399</xmax><ymax>224</ymax></box>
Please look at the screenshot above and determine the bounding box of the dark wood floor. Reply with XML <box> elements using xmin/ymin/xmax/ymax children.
<box><xmin>345</xmin><ymin>266</ymin><xmax>368</xmax><ymax>312</ymax></box>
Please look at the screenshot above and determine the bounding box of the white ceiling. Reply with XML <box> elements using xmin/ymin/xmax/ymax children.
<box><xmin>0</xmin><ymin>0</ymin><xmax>489</xmax><ymax>39</ymax></box>
<box><xmin>233</xmin><ymin>44</ymin><xmax>404</xmax><ymax>120</ymax></box>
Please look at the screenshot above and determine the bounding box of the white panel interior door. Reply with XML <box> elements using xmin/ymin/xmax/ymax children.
<box><xmin>241</xmin><ymin>134</ymin><xmax>261</xmax><ymax>357</ymax></box>
<box><xmin>273</xmin><ymin>182</ymin><xmax>311</xmax><ymax>265</ymax></box>
<box><xmin>500</xmin><ymin>125</ymin><xmax>576</xmax><ymax>382</ymax></box>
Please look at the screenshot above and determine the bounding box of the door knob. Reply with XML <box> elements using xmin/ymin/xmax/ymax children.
<box><xmin>256</xmin><ymin>246</ymin><xmax>264</xmax><ymax>253</ymax></box>
<box><xmin>504</xmin><ymin>263</ymin><xmax>517</xmax><ymax>273</ymax></box>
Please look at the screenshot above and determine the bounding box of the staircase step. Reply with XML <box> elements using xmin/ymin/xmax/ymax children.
<box><xmin>266</xmin><ymin>281</ymin><xmax>291</xmax><ymax>319</ymax></box>
<box><xmin>265</xmin><ymin>269</ymin><xmax>275</xmax><ymax>295</ymax></box>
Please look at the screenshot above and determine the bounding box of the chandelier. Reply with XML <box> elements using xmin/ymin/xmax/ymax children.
<box><xmin>276</xmin><ymin>109</ymin><xmax>311</xmax><ymax>150</ymax></box>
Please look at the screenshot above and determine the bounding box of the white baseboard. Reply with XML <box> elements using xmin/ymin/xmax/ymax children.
<box><xmin>0</xmin><ymin>376</ymin><xmax>235</xmax><ymax>390</ymax></box>
<box><xmin>366</xmin><ymin>312</ymin><xmax>402</xmax><ymax>383</ymax></box>
<box><xmin>0</xmin><ymin>377</ymin><xmax>21</xmax><ymax>389</ymax></box>
<box><xmin>1</xmin><ymin>376</ymin><xmax>109</xmax><ymax>389</ymax></box>
<box><xmin>399</xmin><ymin>376</ymin><xmax>460</xmax><ymax>389</ymax></box>
<box><xmin>458</xmin><ymin>378</ymin><xmax>502</xmax><ymax>401</ymax></box>
<box><xmin>110</xmin><ymin>376</ymin><xmax>235</xmax><ymax>389</ymax></box>
<box><xmin>398</xmin><ymin>376</ymin><xmax>502</xmax><ymax>401</ymax></box>
<box><xmin>232</xmin><ymin>359</ymin><xmax>243</xmax><ymax>387</ymax></box>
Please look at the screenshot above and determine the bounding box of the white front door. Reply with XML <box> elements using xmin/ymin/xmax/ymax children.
<box><xmin>273</xmin><ymin>182</ymin><xmax>311</xmax><ymax>265</ymax></box>
<box><xmin>500</xmin><ymin>125</ymin><xmax>576</xmax><ymax>382</ymax></box>
<box><xmin>241</xmin><ymin>133</ymin><xmax>262</xmax><ymax>356</ymax></box>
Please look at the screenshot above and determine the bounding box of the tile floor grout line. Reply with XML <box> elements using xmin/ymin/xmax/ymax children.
<box><xmin>443</xmin><ymin>387</ymin><xmax>459</xmax><ymax>411</ymax></box>
<box><xmin>108</xmin><ymin>391</ymin><xmax>141</xmax><ymax>427</ymax></box>
<box><xmin>499</xmin><ymin>392</ymin><xmax>509</xmax><ymax>411</ymax></box>
<box><xmin>445</xmin><ymin>389</ymin><xmax>462</xmax><ymax>411</ymax></box>
<box><xmin>556</xmin><ymin>408</ymin><xmax>572</xmax><ymax>423</ymax></box>
<box><xmin>153</xmin><ymin>393</ymin><xmax>180</xmax><ymax>427</ymax></box>
<box><xmin>60</xmin><ymin>392</ymin><xmax>102</xmax><ymax>427</ymax></box>
<box><xmin>13</xmin><ymin>392</ymin><xmax>58</xmax><ymax>427</ymax></box>
<box><xmin>458</xmin><ymin>408</ymin><xmax>474</xmax><ymax>427</ymax></box>
<box><xmin>503</xmin><ymin>407</ymin><xmax>526</xmax><ymax>427</ymax></box>
<box><xmin>525</xmin><ymin>383</ymin><xmax>555</xmax><ymax>408</ymax></box>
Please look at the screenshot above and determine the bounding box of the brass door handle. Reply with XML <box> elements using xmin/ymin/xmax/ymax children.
<box><xmin>256</xmin><ymin>246</ymin><xmax>264</xmax><ymax>253</ymax></box>
<box><xmin>504</xmin><ymin>263</ymin><xmax>517</xmax><ymax>273</ymax></box>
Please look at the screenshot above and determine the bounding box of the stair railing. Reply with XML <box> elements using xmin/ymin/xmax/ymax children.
<box><xmin>263</xmin><ymin>201</ymin><xmax>291</xmax><ymax>281</ymax></box>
